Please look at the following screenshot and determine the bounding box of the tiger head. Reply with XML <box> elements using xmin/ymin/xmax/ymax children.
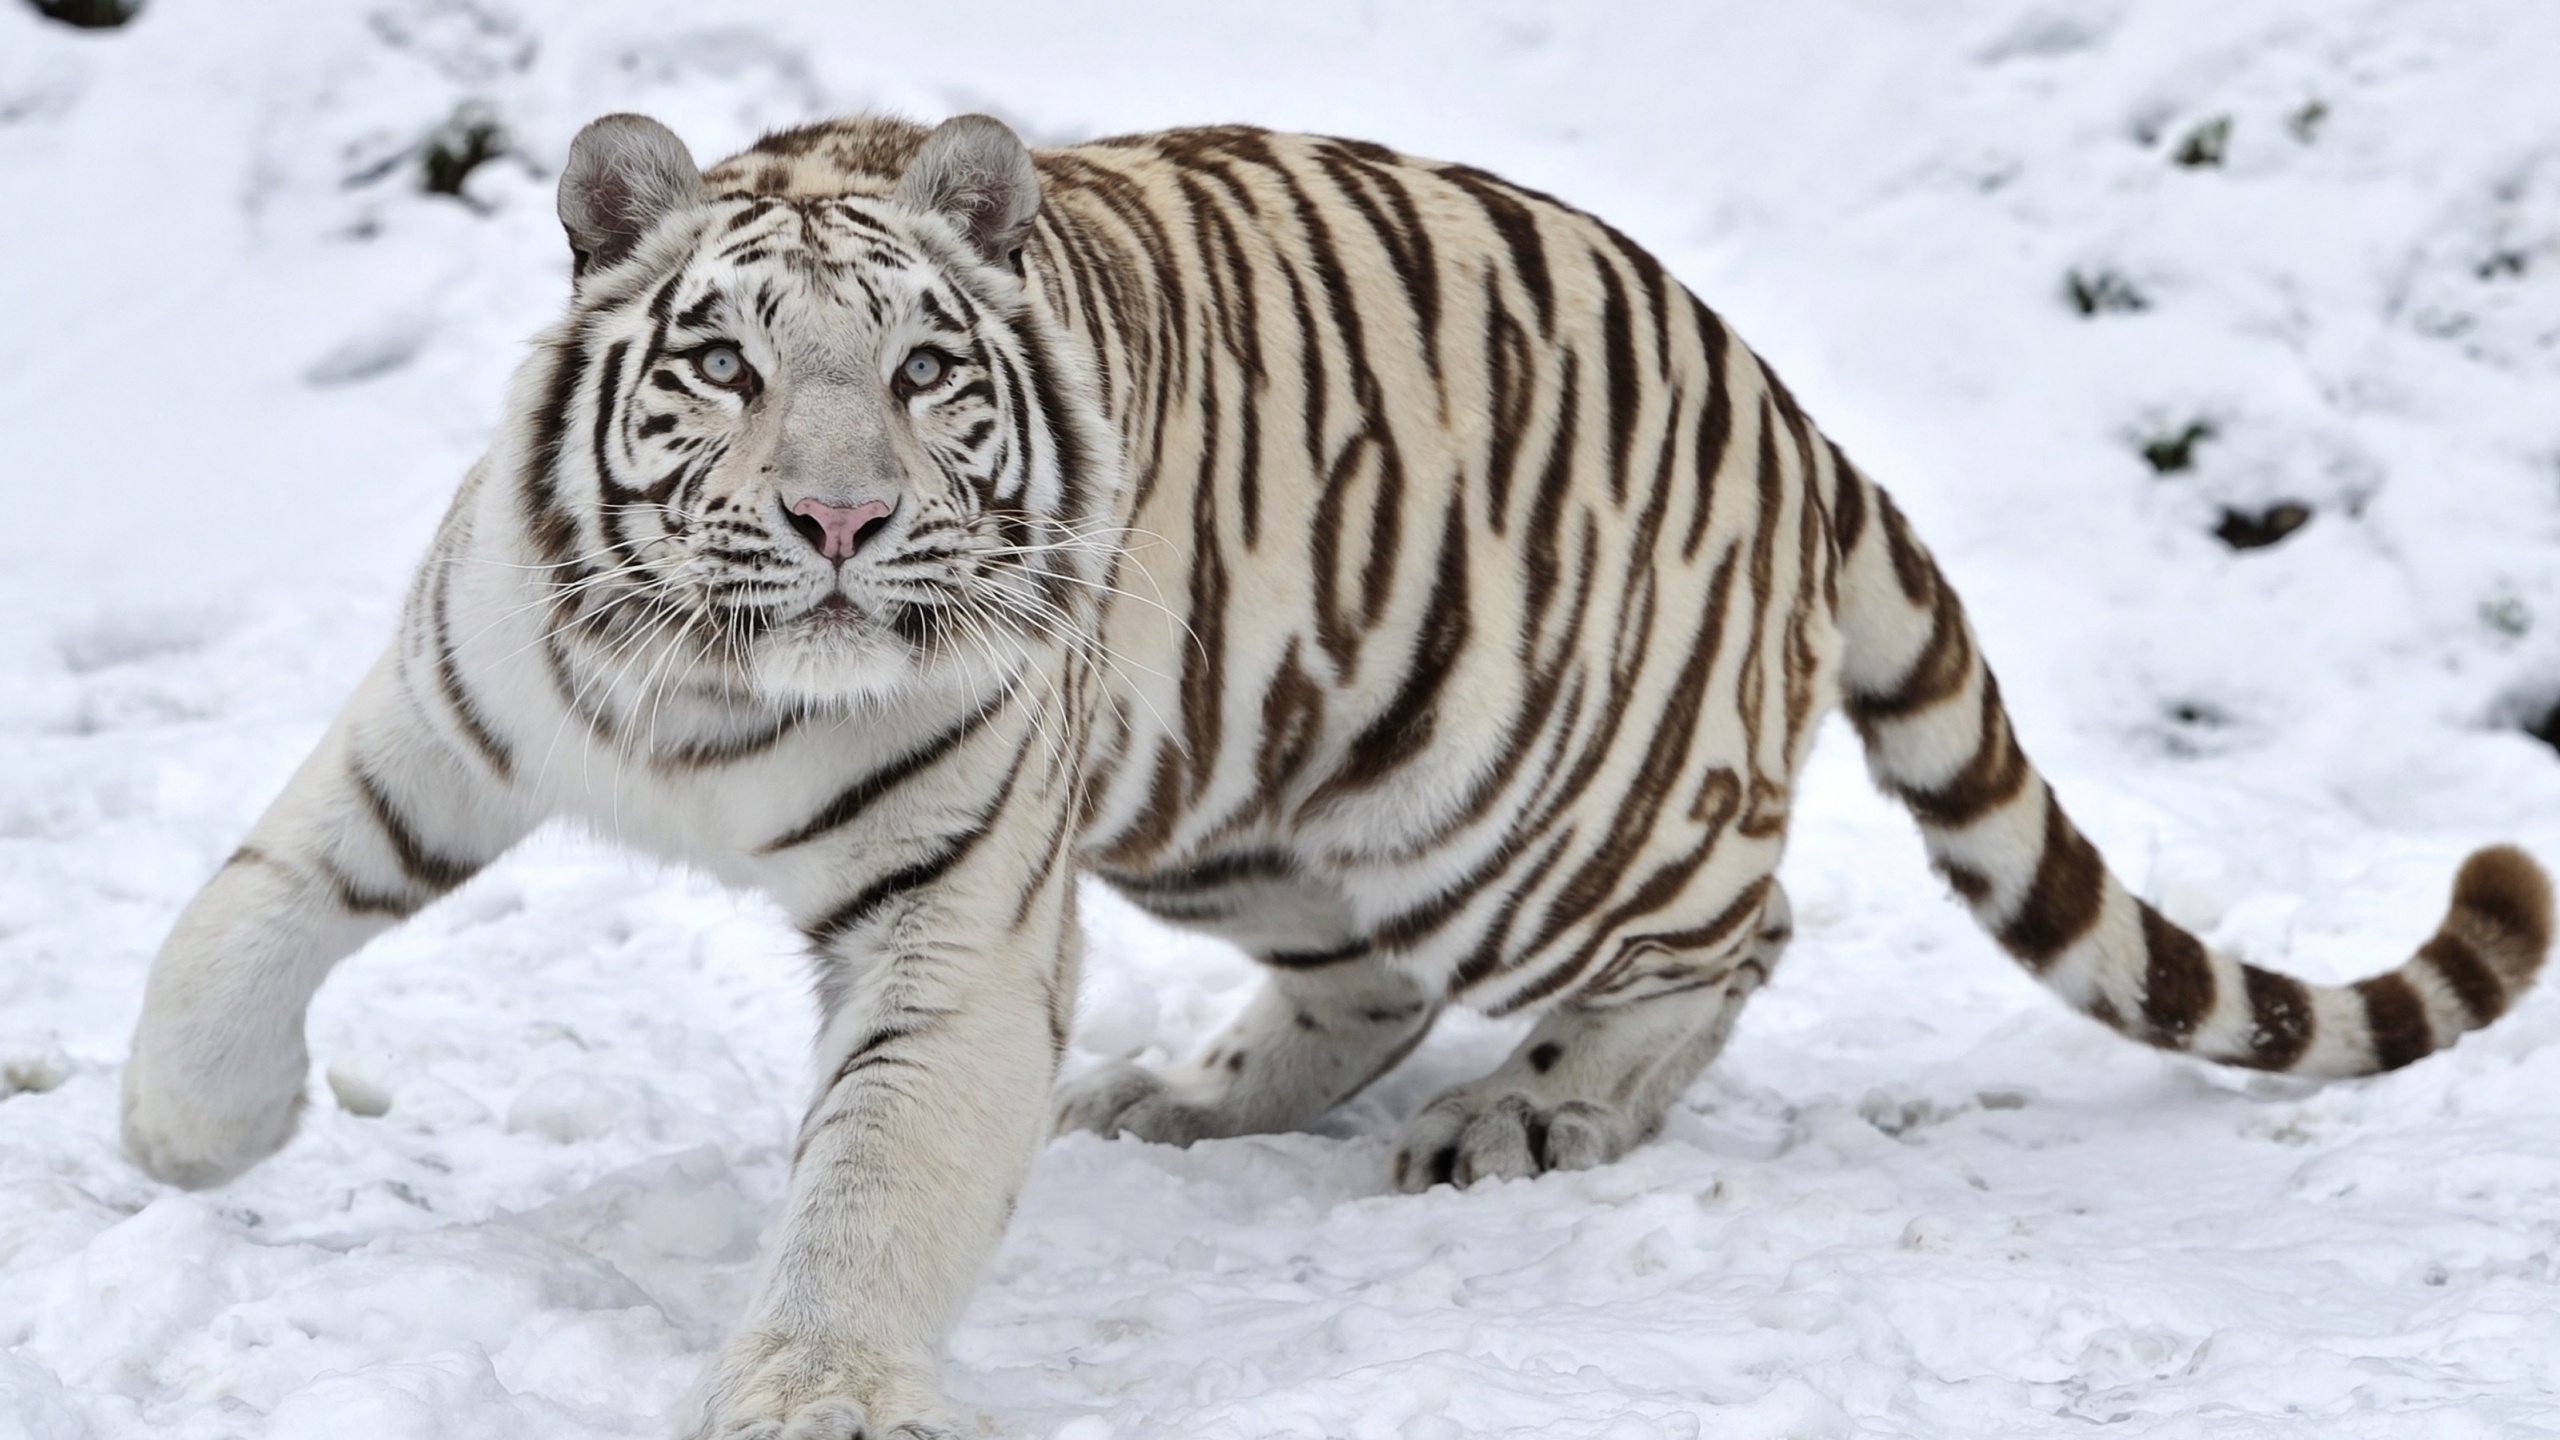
<box><xmin>518</xmin><ymin>112</ymin><xmax>1115</xmax><ymax>710</ymax></box>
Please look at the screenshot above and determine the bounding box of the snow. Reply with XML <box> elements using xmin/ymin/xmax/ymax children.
<box><xmin>5</xmin><ymin>0</ymin><xmax>2560</xmax><ymax>1435</ymax></box>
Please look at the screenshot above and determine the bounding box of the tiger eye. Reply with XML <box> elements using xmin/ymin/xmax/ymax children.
<box><xmin>901</xmin><ymin>349</ymin><xmax>945</xmax><ymax>389</ymax></box>
<box><xmin>699</xmin><ymin>345</ymin><xmax>744</xmax><ymax>385</ymax></box>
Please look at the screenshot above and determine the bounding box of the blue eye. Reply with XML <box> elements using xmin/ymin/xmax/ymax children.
<box><xmin>900</xmin><ymin>349</ymin><xmax>946</xmax><ymax>390</ymax></box>
<box><xmin>696</xmin><ymin>345</ymin><xmax>746</xmax><ymax>386</ymax></box>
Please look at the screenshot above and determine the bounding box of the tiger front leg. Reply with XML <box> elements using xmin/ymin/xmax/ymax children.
<box><xmin>688</xmin><ymin>868</ymin><xmax>1076</xmax><ymax>1440</ymax></box>
<box><xmin>1391</xmin><ymin>882</ymin><xmax>1792</xmax><ymax>1191</ymax></box>
<box><xmin>124</xmin><ymin>653</ymin><xmax>520</xmax><ymax>1187</ymax></box>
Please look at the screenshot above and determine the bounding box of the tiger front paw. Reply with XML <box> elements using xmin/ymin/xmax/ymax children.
<box><xmin>683</xmin><ymin>1329</ymin><xmax>950</xmax><ymax>1440</ymax></box>
<box><xmin>121</xmin><ymin>1025</ymin><xmax>308</xmax><ymax>1189</ymax></box>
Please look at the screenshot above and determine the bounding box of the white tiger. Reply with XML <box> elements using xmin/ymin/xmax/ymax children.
<box><xmin>121</xmin><ymin>112</ymin><xmax>2552</xmax><ymax>1437</ymax></box>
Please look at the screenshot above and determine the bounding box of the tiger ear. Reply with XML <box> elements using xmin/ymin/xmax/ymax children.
<box><xmin>895</xmin><ymin>114</ymin><xmax>1041</xmax><ymax>271</ymax></box>
<box><xmin>557</xmin><ymin>114</ymin><xmax>702</xmax><ymax>281</ymax></box>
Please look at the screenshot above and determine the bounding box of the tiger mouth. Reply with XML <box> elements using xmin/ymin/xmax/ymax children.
<box><xmin>792</xmin><ymin>592</ymin><xmax>870</xmax><ymax>633</ymax></box>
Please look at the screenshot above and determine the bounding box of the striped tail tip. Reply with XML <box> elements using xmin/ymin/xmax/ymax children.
<box><xmin>2292</xmin><ymin>843</ymin><xmax>2552</xmax><ymax>1079</ymax></box>
<box><xmin>2423</xmin><ymin>844</ymin><xmax>2552</xmax><ymax>1025</ymax></box>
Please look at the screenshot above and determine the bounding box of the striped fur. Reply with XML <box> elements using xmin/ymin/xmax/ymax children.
<box><xmin>121</xmin><ymin>113</ymin><xmax>2550</xmax><ymax>1435</ymax></box>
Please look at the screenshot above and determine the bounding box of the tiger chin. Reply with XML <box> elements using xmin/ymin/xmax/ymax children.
<box><xmin>122</xmin><ymin>109</ymin><xmax>2552</xmax><ymax>1437</ymax></box>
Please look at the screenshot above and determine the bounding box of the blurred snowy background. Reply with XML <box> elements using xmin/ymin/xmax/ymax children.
<box><xmin>5</xmin><ymin>1</ymin><xmax>2560</xmax><ymax>1436</ymax></box>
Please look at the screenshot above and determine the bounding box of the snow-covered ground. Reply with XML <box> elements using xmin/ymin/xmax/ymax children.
<box><xmin>6</xmin><ymin>1</ymin><xmax>2560</xmax><ymax>1435</ymax></box>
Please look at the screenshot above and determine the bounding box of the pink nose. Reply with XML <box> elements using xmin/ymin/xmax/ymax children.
<box><xmin>789</xmin><ymin>497</ymin><xmax>894</xmax><ymax>561</ymax></box>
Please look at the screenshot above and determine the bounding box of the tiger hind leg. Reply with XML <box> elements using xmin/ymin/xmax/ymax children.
<box><xmin>1390</xmin><ymin>883</ymin><xmax>1793</xmax><ymax>1191</ymax></box>
<box><xmin>1054</xmin><ymin>952</ymin><xmax>1438</xmax><ymax>1146</ymax></box>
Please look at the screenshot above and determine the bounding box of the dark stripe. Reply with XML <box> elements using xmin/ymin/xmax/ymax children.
<box><xmin>1309</xmin><ymin>430</ymin><xmax>1368</xmax><ymax>678</ymax></box>
<box><xmin>1497</xmin><ymin>561</ymin><xmax>1743</xmax><ymax>1010</ymax></box>
<box><xmin>351</xmin><ymin>764</ymin><xmax>477</xmax><ymax>894</ymax></box>
<box><xmin>1395</xmin><ymin>496</ymin><xmax>1596</xmax><ymax>857</ymax></box>
<box><xmin>320</xmin><ymin>858</ymin><xmax>418</xmax><ymax>918</ymax></box>
<box><xmin>759</xmin><ymin>699</ymin><xmax>1004</xmax><ymax>852</ymax></box>
<box><xmin>827</xmin><ymin>1021</ymin><xmax>936</xmax><ymax>1092</ymax></box>
<box><xmin>591</xmin><ymin>338</ymin><xmax>632</xmax><ymax>500</ymax></box>
<box><xmin>992</xmin><ymin>348</ymin><xmax>1038</xmax><ymax>507</ymax></box>
<box><xmin>1524</xmin><ymin>548</ymin><xmax>1736</xmax><ymax>961</ymax></box>
<box><xmin>1594</xmin><ymin>220</ymin><xmax>1671</xmax><ymax>376</ymax></box>
<box><xmin>1889</xmin><ymin>675</ymin><xmax>2029</xmax><ymax>829</ymax></box>
<box><xmin>795</xmin><ymin>1015</ymin><xmax>947</xmax><ymax>1160</ymax></box>
<box><xmin>1723</xmin><ymin>389</ymin><xmax>1787</xmax><ymax>842</ymax></box>
<box><xmin>1481</xmin><ymin>277</ymin><xmax>1533</xmax><ymax>531</ymax></box>
<box><xmin>521</xmin><ymin>338</ymin><xmax>588</xmax><ymax>564</ymax></box>
<box><xmin>2418</xmin><ymin>932</ymin><xmax>2504</xmax><ymax>1026</ymax></box>
<box><xmin>1205</xmin><ymin>197</ymin><xmax>1267</xmax><ymax>546</ymax></box>
<box><xmin>1253</xmin><ymin>638</ymin><xmax>1325</xmax><ymax>809</ymax></box>
<box><xmin>1316</xmin><ymin>145</ymin><xmax>1442</xmax><ymax>383</ymax></box>
<box><xmin>1021</xmin><ymin>323</ymin><xmax>1096</xmax><ymax>531</ymax></box>
<box><xmin>1281</xmin><ymin>242</ymin><xmax>1331</xmax><ymax>498</ymax></box>
<box><xmin>2135</xmin><ymin>902</ymin><xmax>2215</xmax><ymax>1048</ymax></box>
<box><xmin>1356</xmin><ymin>441</ymin><xmax>1405</xmax><ymax>628</ymax></box>
<box><xmin>1873</xmin><ymin>489</ymin><xmax>1935</xmax><ymax>604</ymax></box>
<box><xmin>1104</xmin><ymin>848</ymin><xmax>1300</xmax><ymax>896</ymax></box>
<box><xmin>1444</xmin><ymin>832</ymin><xmax>1578</xmax><ymax>993</ymax></box>
<box><xmin>1011</xmin><ymin>766</ymin><xmax>1083</xmax><ymax>931</ymax></box>
<box><xmin>1182</xmin><ymin>347</ymin><xmax>1233</xmax><ymax>786</ymax></box>
<box><xmin>1044</xmin><ymin>969</ymin><xmax>1070</xmax><ymax>1059</ymax></box>
<box><xmin>1994</xmin><ymin>792</ymin><xmax>2107</xmax><ymax>970</ymax></box>
<box><xmin>427</xmin><ymin>567</ymin><xmax>516</xmax><ymax>783</ymax></box>
<box><xmin>1304</xmin><ymin>499</ymin><xmax>1468</xmax><ymax>809</ymax></box>
<box><xmin>803</xmin><ymin>740</ymin><xmax>1031</xmax><ymax>947</ymax></box>
<box><xmin>1520</xmin><ymin>356</ymin><xmax>1579</xmax><ymax>637</ymax></box>
<box><xmin>416</xmin><ymin>556</ymin><xmax>511</xmax><ymax>771</ymax></box>
<box><xmin>1938</xmin><ymin>859</ymin><xmax>1993</xmax><ymax>905</ymax></box>
<box><xmin>1596</xmin><ymin>253</ymin><xmax>1638</xmax><ymax>506</ymax></box>
<box><xmin>1680</xmin><ymin>298</ymin><xmax>1735</xmax><ymax>560</ymax></box>
<box><xmin>1518</xmin><ymin>874</ymin><xmax>1772</xmax><ymax>1017</ymax></box>
<box><xmin>1506</xmin><ymin>532</ymin><xmax>1631</xmax><ymax>854</ymax></box>
<box><xmin>652</xmin><ymin>710</ymin><xmax>800</xmax><ymax>771</ymax></box>
<box><xmin>1094</xmin><ymin>738</ymin><xmax>1185</xmax><ymax>867</ymax></box>
<box><xmin>1846</xmin><ymin>582</ymin><xmax>1974</xmax><ymax>727</ymax></box>
<box><xmin>1264</xmin><ymin>938</ymin><xmax>1374</xmax><ymax>969</ymax></box>
<box><xmin>2238</xmin><ymin>966</ymin><xmax>2314</xmax><ymax>1070</ymax></box>
<box><xmin>2355</xmin><ymin>972</ymin><xmax>2433</xmax><ymax>1071</ymax></box>
<box><xmin>1436</xmin><ymin>164</ymin><xmax>1554</xmax><ymax>333</ymax></box>
<box><xmin>1830</xmin><ymin>445</ymin><xmax>1867</xmax><ymax>556</ymax></box>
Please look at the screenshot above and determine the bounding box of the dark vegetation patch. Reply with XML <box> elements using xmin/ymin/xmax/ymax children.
<box><xmin>2138</xmin><ymin>419</ymin><xmax>2216</xmax><ymax>474</ymax></box>
<box><xmin>2214</xmin><ymin>502</ymin><xmax>2313</xmax><ymax>551</ymax></box>
<box><xmin>2476</xmin><ymin>249</ymin><xmax>2530</xmax><ymax>281</ymax></box>
<box><xmin>422</xmin><ymin>102</ymin><xmax>505</xmax><ymax>198</ymax></box>
<box><xmin>2067</xmin><ymin>268</ymin><xmax>2149</xmax><ymax>316</ymax></box>
<box><xmin>2480</xmin><ymin>593</ymin><xmax>2531</xmax><ymax>641</ymax></box>
<box><xmin>27</xmin><ymin>0</ymin><xmax>137</xmax><ymax>28</ymax></box>
<box><xmin>2175</xmin><ymin>116</ymin><xmax>2233</xmax><ymax>168</ymax></box>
